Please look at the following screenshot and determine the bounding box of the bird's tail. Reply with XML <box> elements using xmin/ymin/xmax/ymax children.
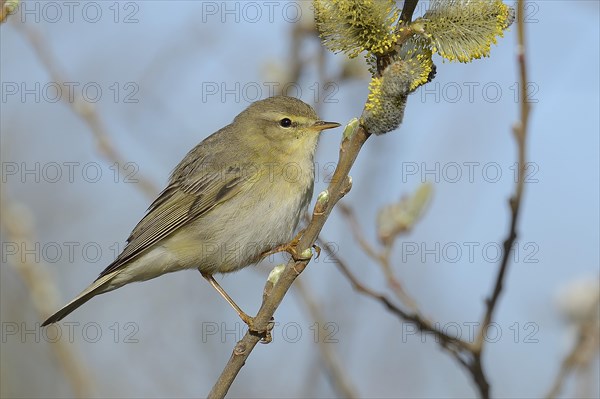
<box><xmin>41</xmin><ymin>271</ymin><xmax>120</xmax><ymax>327</ymax></box>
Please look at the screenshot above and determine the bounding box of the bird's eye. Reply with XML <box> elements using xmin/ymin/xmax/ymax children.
<box><xmin>279</xmin><ymin>118</ymin><xmax>292</xmax><ymax>128</ymax></box>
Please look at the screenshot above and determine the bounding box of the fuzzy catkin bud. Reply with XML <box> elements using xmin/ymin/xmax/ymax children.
<box><xmin>362</xmin><ymin>93</ymin><xmax>407</xmax><ymax>136</ymax></box>
<box><xmin>419</xmin><ymin>0</ymin><xmax>515</xmax><ymax>63</ymax></box>
<box><xmin>361</xmin><ymin>46</ymin><xmax>434</xmax><ymax>135</ymax></box>
<box><xmin>314</xmin><ymin>0</ymin><xmax>400</xmax><ymax>58</ymax></box>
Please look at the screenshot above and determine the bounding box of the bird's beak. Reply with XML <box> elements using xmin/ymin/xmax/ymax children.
<box><xmin>311</xmin><ymin>120</ymin><xmax>341</xmax><ymax>132</ymax></box>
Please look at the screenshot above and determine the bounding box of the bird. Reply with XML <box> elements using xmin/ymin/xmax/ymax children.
<box><xmin>42</xmin><ymin>96</ymin><xmax>340</xmax><ymax>327</ymax></box>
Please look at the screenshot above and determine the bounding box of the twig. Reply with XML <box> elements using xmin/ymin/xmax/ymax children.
<box><xmin>0</xmin><ymin>191</ymin><xmax>95</xmax><ymax>397</ymax></box>
<box><xmin>293</xmin><ymin>279</ymin><xmax>359</xmax><ymax>399</ymax></box>
<box><xmin>476</xmin><ymin>0</ymin><xmax>530</xmax><ymax>350</ymax></box>
<box><xmin>317</xmin><ymin>238</ymin><xmax>470</xmax><ymax>354</ymax></box>
<box><xmin>338</xmin><ymin>203</ymin><xmax>382</xmax><ymax>262</ymax></box>
<box><xmin>545</xmin><ymin>317</ymin><xmax>600</xmax><ymax>398</ymax></box>
<box><xmin>15</xmin><ymin>23</ymin><xmax>159</xmax><ymax>198</ymax></box>
<box><xmin>337</xmin><ymin>203</ymin><xmax>419</xmax><ymax>311</ymax></box>
<box><xmin>468</xmin><ymin>1</ymin><xmax>531</xmax><ymax>397</ymax></box>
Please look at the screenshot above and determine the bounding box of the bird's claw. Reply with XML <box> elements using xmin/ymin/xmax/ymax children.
<box><xmin>247</xmin><ymin>317</ymin><xmax>275</xmax><ymax>344</ymax></box>
<box><xmin>260</xmin><ymin>229</ymin><xmax>316</xmax><ymax>262</ymax></box>
<box><xmin>313</xmin><ymin>244</ymin><xmax>321</xmax><ymax>259</ymax></box>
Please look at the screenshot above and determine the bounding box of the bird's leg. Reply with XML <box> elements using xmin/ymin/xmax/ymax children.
<box><xmin>200</xmin><ymin>272</ymin><xmax>253</xmax><ymax>326</ymax></box>
<box><xmin>200</xmin><ymin>271</ymin><xmax>274</xmax><ymax>342</ymax></box>
<box><xmin>260</xmin><ymin>229</ymin><xmax>321</xmax><ymax>261</ymax></box>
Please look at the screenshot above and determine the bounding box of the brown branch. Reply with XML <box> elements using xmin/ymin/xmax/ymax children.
<box><xmin>293</xmin><ymin>279</ymin><xmax>359</xmax><ymax>398</ymax></box>
<box><xmin>16</xmin><ymin>23</ymin><xmax>159</xmax><ymax>198</ymax></box>
<box><xmin>400</xmin><ymin>0</ymin><xmax>420</xmax><ymax>24</ymax></box>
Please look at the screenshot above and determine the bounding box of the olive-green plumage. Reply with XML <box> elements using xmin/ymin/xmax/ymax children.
<box><xmin>42</xmin><ymin>96</ymin><xmax>340</xmax><ymax>326</ymax></box>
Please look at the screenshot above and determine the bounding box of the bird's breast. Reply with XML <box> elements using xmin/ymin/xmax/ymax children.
<box><xmin>182</xmin><ymin>160</ymin><xmax>315</xmax><ymax>274</ymax></box>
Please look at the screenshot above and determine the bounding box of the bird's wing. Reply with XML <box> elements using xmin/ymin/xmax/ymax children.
<box><xmin>96</xmin><ymin>162</ymin><xmax>257</xmax><ymax>279</ymax></box>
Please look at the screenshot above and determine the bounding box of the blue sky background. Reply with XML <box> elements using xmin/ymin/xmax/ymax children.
<box><xmin>1</xmin><ymin>1</ymin><xmax>599</xmax><ymax>398</ymax></box>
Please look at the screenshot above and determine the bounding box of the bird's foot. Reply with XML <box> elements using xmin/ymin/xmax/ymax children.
<box><xmin>261</xmin><ymin>230</ymin><xmax>319</xmax><ymax>262</ymax></box>
<box><xmin>246</xmin><ymin>316</ymin><xmax>276</xmax><ymax>344</ymax></box>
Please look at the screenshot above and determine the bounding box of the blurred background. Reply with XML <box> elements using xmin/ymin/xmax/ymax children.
<box><xmin>1</xmin><ymin>1</ymin><xmax>598</xmax><ymax>398</ymax></box>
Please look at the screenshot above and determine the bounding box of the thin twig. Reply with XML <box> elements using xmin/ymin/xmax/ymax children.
<box><xmin>337</xmin><ymin>203</ymin><xmax>382</xmax><ymax>262</ymax></box>
<box><xmin>293</xmin><ymin>279</ymin><xmax>359</xmax><ymax>399</ymax></box>
<box><xmin>317</xmin><ymin>238</ymin><xmax>470</xmax><ymax>354</ymax></box>
<box><xmin>0</xmin><ymin>191</ymin><xmax>95</xmax><ymax>397</ymax></box>
<box><xmin>468</xmin><ymin>1</ymin><xmax>531</xmax><ymax>397</ymax></box>
<box><xmin>545</xmin><ymin>302</ymin><xmax>600</xmax><ymax>398</ymax></box>
<box><xmin>15</xmin><ymin>23</ymin><xmax>159</xmax><ymax>198</ymax></box>
<box><xmin>476</xmin><ymin>0</ymin><xmax>530</xmax><ymax>351</ymax></box>
<box><xmin>337</xmin><ymin>203</ymin><xmax>419</xmax><ymax>311</ymax></box>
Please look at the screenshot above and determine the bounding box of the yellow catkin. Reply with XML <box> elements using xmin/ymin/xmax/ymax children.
<box><xmin>365</xmin><ymin>77</ymin><xmax>384</xmax><ymax>113</ymax></box>
<box><xmin>418</xmin><ymin>0</ymin><xmax>514</xmax><ymax>63</ymax></box>
<box><xmin>314</xmin><ymin>0</ymin><xmax>400</xmax><ymax>58</ymax></box>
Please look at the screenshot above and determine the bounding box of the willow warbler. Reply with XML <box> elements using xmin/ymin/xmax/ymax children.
<box><xmin>42</xmin><ymin>96</ymin><xmax>340</xmax><ymax>326</ymax></box>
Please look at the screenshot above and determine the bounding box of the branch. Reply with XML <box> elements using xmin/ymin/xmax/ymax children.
<box><xmin>400</xmin><ymin>0</ymin><xmax>420</xmax><ymax>24</ymax></box>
